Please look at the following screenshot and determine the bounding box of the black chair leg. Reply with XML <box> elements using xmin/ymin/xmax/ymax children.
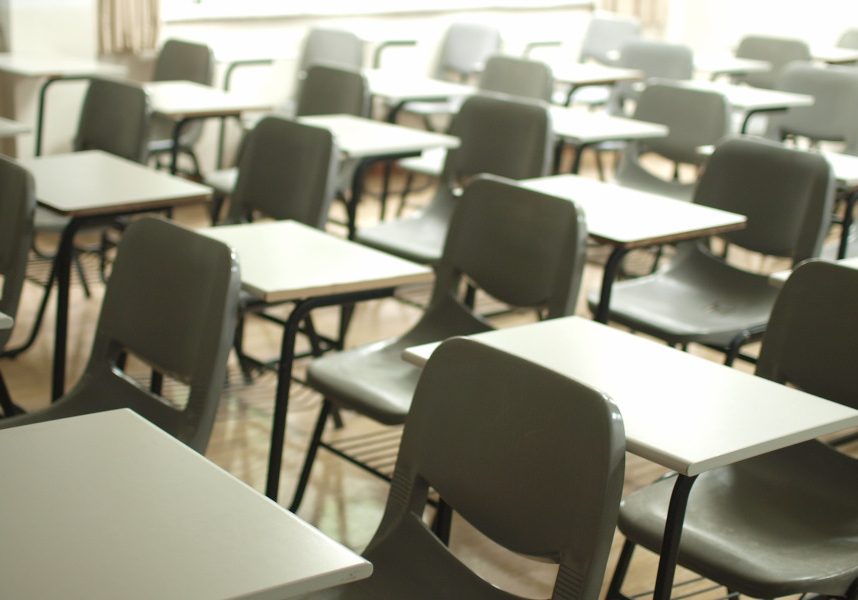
<box><xmin>73</xmin><ymin>251</ymin><xmax>91</xmax><ymax>298</ymax></box>
<box><xmin>397</xmin><ymin>172</ymin><xmax>416</xmax><ymax>217</ymax></box>
<box><xmin>0</xmin><ymin>371</ymin><xmax>24</xmax><ymax>417</ymax></box>
<box><xmin>606</xmin><ymin>539</ymin><xmax>637</xmax><ymax>600</ymax></box>
<box><xmin>290</xmin><ymin>399</ymin><xmax>332</xmax><ymax>513</ymax></box>
<box><xmin>233</xmin><ymin>313</ymin><xmax>254</xmax><ymax>384</ymax></box>
<box><xmin>210</xmin><ymin>192</ymin><xmax>226</xmax><ymax>225</ymax></box>
<box><xmin>723</xmin><ymin>332</ymin><xmax>747</xmax><ymax>367</ymax></box>
<box><xmin>431</xmin><ymin>498</ymin><xmax>453</xmax><ymax>545</ymax></box>
<box><xmin>464</xmin><ymin>284</ymin><xmax>477</xmax><ymax>309</ymax></box>
<box><xmin>337</xmin><ymin>304</ymin><xmax>355</xmax><ymax>350</ymax></box>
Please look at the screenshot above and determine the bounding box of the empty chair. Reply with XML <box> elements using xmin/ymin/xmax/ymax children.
<box><xmin>609</xmin><ymin>40</ymin><xmax>694</xmax><ymax>114</ymax></box>
<box><xmin>608</xmin><ymin>260</ymin><xmax>858</xmax><ymax>600</ymax></box>
<box><xmin>289</xmin><ymin>175</ymin><xmax>588</xmax><ymax>512</ymax></box>
<box><xmin>358</xmin><ymin>94</ymin><xmax>553</xmax><ymax>265</ymax></box>
<box><xmin>205</xmin><ymin>64</ymin><xmax>365</xmax><ymax>212</ymax></box>
<box><xmin>0</xmin><ymin>218</ymin><xmax>240</xmax><ymax>453</ymax></box>
<box><xmin>616</xmin><ymin>82</ymin><xmax>730</xmax><ymax>201</ymax></box>
<box><xmin>735</xmin><ymin>35</ymin><xmax>811</xmax><ymax>90</ymax></box>
<box><xmin>297</xmin><ymin>337</ymin><xmax>625</xmax><ymax>600</ymax></box>
<box><xmin>298</xmin><ymin>28</ymin><xmax>364</xmax><ymax>74</ymax></box>
<box><xmin>147</xmin><ymin>39</ymin><xmax>215</xmax><ymax>176</ymax></box>
<box><xmin>579</xmin><ymin>13</ymin><xmax>641</xmax><ymax>65</ymax></box>
<box><xmin>767</xmin><ymin>62</ymin><xmax>858</xmax><ymax>154</ymax></box>
<box><xmin>589</xmin><ymin>136</ymin><xmax>834</xmax><ymax>365</ymax></box>
<box><xmin>0</xmin><ymin>157</ymin><xmax>35</xmax><ymax>417</ymax></box>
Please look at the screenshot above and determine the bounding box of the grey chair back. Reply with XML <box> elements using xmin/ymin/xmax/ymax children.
<box><xmin>735</xmin><ymin>35</ymin><xmax>811</xmax><ymax>89</ymax></box>
<box><xmin>767</xmin><ymin>63</ymin><xmax>858</xmax><ymax>154</ymax></box>
<box><xmin>0</xmin><ymin>218</ymin><xmax>240</xmax><ymax>453</ymax></box>
<box><xmin>75</xmin><ymin>77</ymin><xmax>149</xmax><ymax>163</ymax></box>
<box><xmin>295</xmin><ymin>64</ymin><xmax>370</xmax><ymax>117</ymax></box>
<box><xmin>837</xmin><ymin>28</ymin><xmax>858</xmax><ymax>50</ymax></box>
<box><xmin>580</xmin><ymin>13</ymin><xmax>641</xmax><ymax>65</ymax></box>
<box><xmin>430</xmin><ymin>175</ymin><xmax>587</xmax><ymax>319</ymax></box>
<box><xmin>151</xmin><ymin>39</ymin><xmax>214</xmax><ymax>148</ymax></box>
<box><xmin>227</xmin><ymin>116</ymin><xmax>338</xmax><ymax>228</ymax></box>
<box><xmin>442</xmin><ymin>94</ymin><xmax>553</xmax><ymax>186</ymax></box>
<box><xmin>478</xmin><ymin>55</ymin><xmax>554</xmax><ymax>102</ymax></box>
<box><xmin>299</xmin><ymin>28</ymin><xmax>364</xmax><ymax>74</ymax></box>
<box><xmin>694</xmin><ymin>137</ymin><xmax>834</xmax><ymax>263</ymax></box>
<box><xmin>435</xmin><ymin>23</ymin><xmax>501</xmax><ymax>81</ymax></box>
<box><xmin>0</xmin><ymin>157</ymin><xmax>35</xmax><ymax>351</ymax></box>
<box><xmin>757</xmin><ymin>260</ymin><xmax>858</xmax><ymax>410</ymax></box>
<box><xmin>153</xmin><ymin>39</ymin><xmax>214</xmax><ymax>84</ymax></box>
<box><xmin>364</xmin><ymin>337</ymin><xmax>625</xmax><ymax>600</ymax></box>
<box><xmin>629</xmin><ymin>82</ymin><xmax>730</xmax><ymax>165</ymax></box>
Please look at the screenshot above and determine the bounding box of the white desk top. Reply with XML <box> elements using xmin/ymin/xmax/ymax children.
<box><xmin>0</xmin><ymin>54</ymin><xmax>125</xmax><ymax>78</ymax></box>
<box><xmin>694</xmin><ymin>55</ymin><xmax>771</xmax><ymax>77</ymax></box>
<box><xmin>0</xmin><ymin>410</ymin><xmax>371</xmax><ymax>599</ymax></box>
<box><xmin>22</xmin><ymin>150</ymin><xmax>211</xmax><ymax>217</ymax></box>
<box><xmin>522</xmin><ymin>174</ymin><xmax>746</xmax><ymax>248</ymax></box>
<box><xmin>550</xmin><ymin>62</ymin><xmax>642</xmax><ymax>87</ymax></box>
<box><xmin>813</xmin><ymin>45</ymin><xmax>858</xmax><ymax>64</ymax></box>
<box><xmin>676</xmin><ymin>80</ymin><xmax>814</xmax><ymax>111</ymax></box>
<box><xmin>403</xmin><ymin>317</ymin><xmax>858</xmax><ymax>476</ymax></box>
<box><xmin>146</xmin><ymin>81</ymin><xmax>274</xmax><ymax>120</ymax></box>
<box><xmin>549</xmin><ymin>107</ymin><xmax>668</xmax><ymax>145</ymax></box>
<box><xmin>0</xmin><ymin>116</ymin><xmax>28</xmax><ymax>138</ymax></box>
<box><xmin>201</xmin><ymin>221</ymin><xmax>433</xmax><ymax>303</ymax></box>
<box><xmin>365</xmin><ymin>69</ymin><xmax>474</xmax><ymax>103</ymax></box>
<box><xmin>298</xmin><ymin>114</ymin><xmax>459</xmax><ymax>159</ymax></box>
<box><xmin>0</xmin><ymin>310</ymin><xmax>12</xmax><ymax>330</ymax></box>
<box><xmin>770</xmin><ymin>256</ymin><xmax>858</xmax><ymax>287</ymax></box>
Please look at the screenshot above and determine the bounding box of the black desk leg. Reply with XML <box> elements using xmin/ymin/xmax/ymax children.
<box><xmin>838</xmin><ymin>191</ymin><xmax>858</xmax><ymax>259</ymax></box>
<box><xmin>652</xmin><ymin>474</ymin><xmax>698</xmax><ymax>600</ymax></box>
<box><xmin>594</xmin><ymin>246</ymin><xmax>628</xmax><ymax>324</ymax></box>
<box><xmin>571</xmin><ymin>142</ymin><xmax>594</xmax><ymax>174</ymax></box>
<box><xmin>51</xmin><ymin>218</ymin><xmax>83</xmax><ymax>401</ymax></box>
<box><xmin>348</xmin><ymin>159</ymin><xmax>371</xmax><ymax>240</ymax></box>
<box><xmin>169</xmin><ymin>118</ymin><xmax>191</xmax><ymax>176</ymax></box>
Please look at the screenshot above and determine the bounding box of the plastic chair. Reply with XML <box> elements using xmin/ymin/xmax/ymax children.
<box><xmin>357</xmin><ymin>94</ymin><xmax>553</xmax><ymax>265</ymax></box>
<box><xmin>289</xmin><ymin>175</ymin><xmax>588</xmax><ymax>513</ymax></box>
<box><xmin>767</xmin><ymin>62</ymin><xmax>858</xmax><ymax>154</ymax></box>
<box><xmin>147</xmin><ymin>39</ymin><xmax>215</xmax><ymax>177</ymax></box>
<box><xmin>735</xmin><ymin>35</ymin><xmax>811</xmax><ymax>90</ymax></box>
<box><xmin>588</xmin><ymin>136</ymin><xmax>834</xmax><ymax>365</ymax></box>
<box><xmin>615</xmin><ymin>82</ymin><xmax>730</xmax><ymax>201</ymax></box>
<box><xmin>19</xmin><ymin>78</ymin><xmax>150</xmax><ymax>359</ymax></box>
<box><xmin>205</xmin><ymin>65</ymin><xmax>367</xmax><ymax>208</ymax></box>
<box><xmin>0</xmin><ymin>218</ymin><xmax>241</xmax><ymax>453</ymax></box>
<box><xmin>297</xmin><ymin>337</ymin><xmax>625</xmax><ymax>600</ymax></box>
<box><xmin>609</xmin><ymin>40</ymin><xmax>694</xmax><ymax>114</ymax></box>
<box><xmin>299</xmin><ymin>28</ymin><xmax>364</xmax><ymax>74</ymax></box>
<box><xmin>0</xmin><ymin>157</ymin><xmax>35</xmax><ymax>417</ymax></box>
<box><xmin>397</xmin><ymin>54</ymin><xmax>554</xmax><ymax>180</ymax></box>
<box><xmin>607</xmin><ymin>260</ymin><xmax>858</xmax><ymax>600</ymax></box>
<box><xmin>580</xmin><ymin>13</ymin><xmax>641</xmax><ymax>65</ymax></box>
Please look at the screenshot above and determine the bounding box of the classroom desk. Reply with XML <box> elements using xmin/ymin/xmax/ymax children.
<box><xmin>300</xmin><ymin>114</ymin><xmax>459</xmax><ymax>233</ymax></box>
<box><xmin>521</xmin><ymin>174</ymin><xmax>747</xmax><ymax>322</ymax></box>
<box><xmin>0</xmin><ymin>409</ymin><xmax>372</xmax><ymax>599</ymax></box>
<box><xmin>145</xmin><ymin>80</ymin><xmax>274</xmax><ymax>175</ymax></box>
<box><xmin>364</xmin><ymin>69</ymin><xmax>475</xmax><ymax>123</ymax></box>
<box><xmin>0</xmin><ymin>54</ymin><xmax>126</xmax><ymax>156</ymax></box>
<box><xmin>674</xmin><ymin>80</ymin><xmax>813</xmax><ymax>133</ymax></box>
<box><xmin>21</xmin><ymin>150</ymin><xmax>211</xmax><ymax>401</ymax></box>
<box><xmin>812</xmin><ymin>46</ymin><xmax>858</xmax><ymax>65</ymax></box>
<box><xmin>549</xmin><ymin>107</ymin><xmax>668</xmax><ymax>173</ymax></box>
<box><xmin>200</xmin><ymin>221</ymin><xmax>433</xmax><ymax>502</ymax></box>
<box><xmin>402</xmin><ymin>316</ymin><xmax>858</xmax><ymax>600</ymax></box>
<box><xmin>549</xmin><ymin>62</ymin><xmax>643</xmax><ymax>106</ymax></box>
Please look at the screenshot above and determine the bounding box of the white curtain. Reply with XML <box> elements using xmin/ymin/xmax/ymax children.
<box><xmin>98</xmin><ymin>0</ymin><xmax>160</xmax><ymax>55</ymax></box>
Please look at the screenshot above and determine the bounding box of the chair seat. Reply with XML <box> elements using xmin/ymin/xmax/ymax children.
<box><xmin>619</xmin><ymin>441</ymin><xmax>858</xmax><ymax>598</ymax></box>
<box><xmin>355</xmin><ymin>209</ymin><xmax>450</xmax><ymax>265</ymax></box>
<box><xmin>204</xmin><ymin>168</ymin><xmax>238</xmax><ymax>196</ymax></box>
<box><xmin>588</xmin><ymin>249</ymin><xmax>779</xmax><ymax>347</ymax></box>
<box><xmin>615</xmin><ymin>160</ymin><xmax>695</xmax><ymax>202</ymax></box>
<box><xmin>34</xmin><ymin>206</ymin><xmax>70</xmax><ymax>232</ymax></box>
<box><xmin>397</xmin><ymin>148</ymin><xmax>446</xmax><ymax>177</ymax></box>
<box><xmin>307</xmin><ymin>303</ymin><xmax>489</xmax><ymax>425</ymax></box>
